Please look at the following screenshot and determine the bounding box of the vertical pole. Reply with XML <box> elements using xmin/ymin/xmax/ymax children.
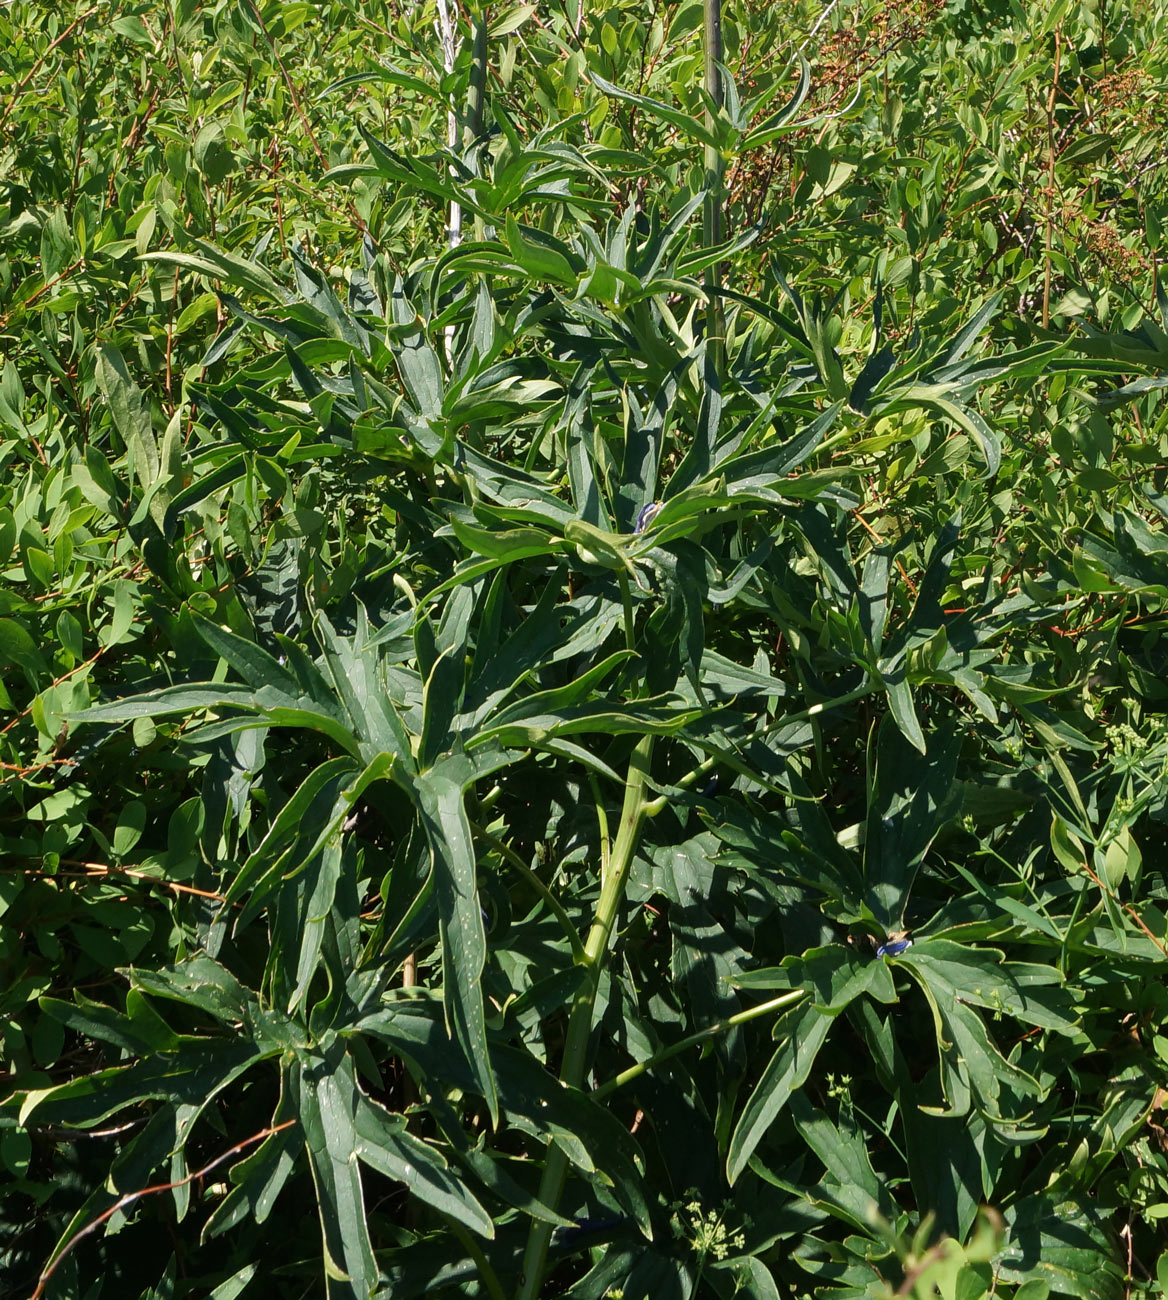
<box><xmin>435</xmin><ymin>0</ymin><xmax>461</xmax><ymax>365</ymax></box>
<box><xmin>436</xmin><ymin>2</ymin><xmax>487</xmax><ymax>365</ymax></box>
<box><xmin>703</xmin><ymin>0</ymin><xmax>726</xmax><ymax>374</ymax></box>
<box><xmin>435</xmin><ymin>0</ymin><xmax>461</xmax><ymax>254</ymax></box>
<box><xmin>466</xmin><ymin>13</ymin><xmax>487</xmax><ymax>149</ymax></box>
<box><xmin>466</xmin><ymin>10</ymin><xmax>487</xmax><ymax>244</ymax></box>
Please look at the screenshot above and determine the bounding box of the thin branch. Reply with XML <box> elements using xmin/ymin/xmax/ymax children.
<box><xmin>31</xmin><ymin>1120</ymin><xmax>297</xmax><ymax>1300</ymax></box>
<box><xmin>435</xmin><ymin>0</ymin><xmax>461</xmax><ymax>362</ymax></box>
<box><xmin>1042</xmin><ymin>27</ymin><xmax>1064</xmax><ymax>328</ymax></box>
<box><xmin>593</xmin><ymin>990</ymin><xmax>807</xmax><ymax>1098</ymax></box>
<box><xmin>0</xmin><ymin>4</ymin><xmax>102</xmax><ymax>136</ymax></box>
<box><xmin>2</xmin><ymin>860</ymin><xmax>229</xmax><ymax>903</ymax></box>
<box><xmin>469</xmin><ymin>819</ymin><xmax>586</xmax><ymax>963</ymax></box>
<box><xmin>797</xmin><ymin>0</ymin><xmax>842</xmax><ymax>55</ymax></box>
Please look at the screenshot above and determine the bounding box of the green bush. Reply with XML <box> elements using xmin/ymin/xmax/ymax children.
<box><xmin>3</xmin><ymin>1</ymin><xmax>1168</xmax><ymax>1297</ymax></box>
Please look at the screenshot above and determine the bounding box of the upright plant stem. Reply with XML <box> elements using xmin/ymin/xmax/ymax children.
<box><xmin>514</xmin><ymin>732</ymin><xmax>656</xmax><ymax>1300</ymax></box>
<box><xmin>593</xmin><ymin>989</ymin><xmax>806</xmax><ymax>1099</ymax></box>
<box><xmin>702</xmin><ymin>0</ymin><xmax>726</xmax><ymax>375</ymax></box>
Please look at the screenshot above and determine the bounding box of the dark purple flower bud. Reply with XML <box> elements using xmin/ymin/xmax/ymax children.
<box><xmin>876</xmin><ymin>932</ymin><xmax>912</xmax><ymax>959</ymax></box>
<box><xmin>634</xmin><ymin>501</ymin><xmax>663</xmax><ymax>533</ymax></box>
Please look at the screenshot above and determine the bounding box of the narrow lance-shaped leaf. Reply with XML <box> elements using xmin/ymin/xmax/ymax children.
<box><xmin>352</xmin><ymin>1092</ymin><xmax>494</xmax><ymax>1237</ymax></box>
<box><xmin>139</xmin><ymin>237</ymin><xmax>288</xmax><ymax>304</ymax></box>
<box><xmin>414</xmin><ymin>757</ymin><xmax>498</xmax><ymax>1122</ymax></box>
<box><xmin>298</xmin><ymin>1053</ymin><xmax>379</xmax><ymax>1298</ymax></box>
<box><xmin>588</xmin><ymin>71</ymin><xmax>719</xmax><ymax>147</ymax></box>
<box><xmin>96</xmin><ymin>343</ymin><xmax>159</xmax><ymax>491</ymax></box>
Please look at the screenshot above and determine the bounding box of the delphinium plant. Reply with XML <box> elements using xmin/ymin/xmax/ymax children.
<box><xmin>4</xmin><ymin>1</ymin><xmax>1168</xmax><ymax>1298</ymax></box>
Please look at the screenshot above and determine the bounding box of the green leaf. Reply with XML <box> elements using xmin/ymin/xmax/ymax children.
<box><xmin>315</xmin><ymin>607</ymin><xmax>416</xmax><ymax>768</ymax></box>
<box><xmin>996</xmin><ymin>1195</ymin><xmax>1124</xmax><ymax>1300</ymax></box>
<box><xmin>39</xmin><ymin>993</ymin><xmax>179</xmax><ymax>1056</ymax></box>
<box><xmin>864</xmin><ymin>723</ymin><xmax>960</xmax><ymax>923</ymax></box>
<box><xmin>299</xmin><ymin>1052</ymin><xmax>379</xmax><ymax>1298</ymax></box>
<box><xmin>740</xmin><ymin>54</ymin><xmax>811</xmax><ymax>148</ymax></box>
<box><xmin>415</xmin><ymin>758</ymin><xmax>498</xmax><ymax>1122</ymax></box>
<box><xmin>788</xmin><ymin>1090</ymin><xmax>896</xmax><ymax>1229</ymax></box>
<box><xmin>225</xmin><ymin>756</ymin><xmax>361</xmax><ymax>923</ymax></box>
<box><xmin>39</xmin><ymin>207</ymin><xmax>74</xmax><ymax>280</ymax></box>
<box><xmin>921</xmin><ymin>395</ymin><xmax>1001</xmax><ymax>476</ymax></box>
<box><xmin>203</xmin><ymin>1126</ymin><xmax>298</xmax><ymax>1238</ymax></box>
<box><xmin>140</xmin><ymin>236</ymin><xmax>287</xmax><ymax>304</ymax></box>
<box><xmin>20</xmin><ymin>1040</ymin><xmax>264</xmax><ymax>1130</ymax></box>
<box><xmin>95</xmin><ymin>343</ymin><xmax>159</xmax><ymax>489</ymax></box>
<box><xmin>504</xmin><ymin>215</ymin><xmax>579</xmax><ymax>286</ymax></box>
<box><xmin>0</xmin><ymin>616</ymin><xmax>49</xmax><ymax>683</ymax></box>
<box><xmin>448</xmin><ymin>516</ymin><xmax>564</xmax><ymax>562</ymax></box>
<box><xmin>588</xmin><ymin>71</ymin><xmax>718</xmax><ymax>147</ymax></box>
<box><xmin>74</xmin><ymin>681</ymin><xmax>362</xmax><ymax>757</ymax></box>
<box><xmin>129</xmin><ymin>955</ymin><xmax>256</xmax><ymax>1024</ymax></box>
<box><xmin>352</xmin><ymin>1092</ymin><xmax>494</xmax><ymax>1236</ymax></box>
<box><xmin>494</xmin><ymin>1046</ymin><xmax>651</xmax><ymax>1236</ymax></box>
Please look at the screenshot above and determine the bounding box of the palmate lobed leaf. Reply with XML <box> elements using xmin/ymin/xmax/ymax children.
<box><xmin>72</xmin><ymin>682</ymin><xmax>363</xmax><ymax>756</ymax></box>
<box><xmin>493</xmin><ymin>1047</ymin><xmax>651</xmax><ymax>1237</ymax></box>
<box><xmin>351</xmin><ymin>1092</ymin><xmax>495</xmax><ymax>1237</ymax></box>
<box><xmin>202</xmin><ymin>1127</ymin><xmax>299</xmax><ymax>1240</ymax></box>
<box><xmin>727</xmin><ymin>998</ymin><xmax>834</xmax><ymax>1185</ymax></box>
<box><xmin>138</xmin><ymin>240</ymin><xmax>288</xmax><ymax>305</ymax></box>
<box><xmin>38</xmin><ymin>991</ymin><xmax>180</xmax><ymax>1056</ymax></box>
<box><xmin>898</xmin><ymin>940</ymin><xmax>1075</xmax><ymax>1031</ymax></box>
<box><xmin>997</xmin><ymin>1195</ymin><xmax>1126</xmax><ymax>1300</ymax></box>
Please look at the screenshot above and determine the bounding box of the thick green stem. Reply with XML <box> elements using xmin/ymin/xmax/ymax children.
<box><xmin>619</xmin><ymin>571</ymin><xmax>636</xmax><ymax>653</ymax></box>
<box><xmin>588</xmin><ymin>769</ymin><xmax>611</xmax><ymax>873</ymax></box>
<box><xmin>514</xmin><ymin>732</ymin><xmax>656</xmax><ymax>1300</ymax></box>
<box><xmin>766</xmin><ymin>682</ymin><xmax>874</xmax><ymax>733</ymax></box>
<box><xmin>449</xmin><ymin>1218</ymin><xmax>508</xmax><ymax>1300</ymax></box>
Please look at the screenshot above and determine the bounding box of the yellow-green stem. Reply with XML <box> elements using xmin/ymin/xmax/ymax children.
<box><xmin>450</xmin><ymin>1218</ymin><xmax>508</xmax><ymax>1300</ymax></box>
<box><xmin>514</xmin><ymin>731</ymin><xmax>656</xmax><ymax>1300</ymax></box>
<box><xmin>619</xmin><ymin>571</ymin><xmax>636</xmax><ymax>653</ymax></box>
<box><xmin>641</xmin><ymin>683</ymin><xmax>876</xmax><ymax>818</ymax></box>
<box><xmin>587</xmin><ymin>769</ymin><xmax>611</xmax><ymax>873</ymax></box>
<box><xmin>593</xmin><ymin>989</ymin><xmax>806</xmax><ymax>1099</ymax></box>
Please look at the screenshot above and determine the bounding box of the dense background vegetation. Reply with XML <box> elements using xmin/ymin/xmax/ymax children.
<box><xmin>3</xmin><ymin>0</ymin><xmax>1168</xmax><ymax>1296</ymax></box>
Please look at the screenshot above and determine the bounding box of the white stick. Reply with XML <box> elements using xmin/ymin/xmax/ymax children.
<box><xmin>435</xmin><ymin>0</ymin><xmax>461</xmax><ymax>363</ymax></box>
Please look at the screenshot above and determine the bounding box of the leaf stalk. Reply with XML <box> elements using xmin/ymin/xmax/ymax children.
<box><xmin>593</xmin><ymin>989</ymin><xmax>807</xmax><ymax>1098</ymax></box>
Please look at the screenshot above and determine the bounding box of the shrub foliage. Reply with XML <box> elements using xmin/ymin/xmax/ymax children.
<box><xmin>3</xmin><ymin>0</ymin><xmax>1168</xmax><ymax>1297</ymax></box>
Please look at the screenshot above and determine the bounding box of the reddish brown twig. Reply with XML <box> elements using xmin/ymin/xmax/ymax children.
<box><xmin>3</xmin><ymin>860</ymin><xmax>229</xmax><ymax>904</ymax></box>
<box><xmin>30</xmin><ymin>1119</ymin><xmax>297</xmax><ymax>1299</ymax></box>
<box><xmin>0</xmin><ymin>4</ymin><xmax>102</xmax><ymax>137</ymax></box>
<box><xmin>852</xmin><ymin>506</ymin><xmax>920</xmax><ymax>597</ymax></box>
